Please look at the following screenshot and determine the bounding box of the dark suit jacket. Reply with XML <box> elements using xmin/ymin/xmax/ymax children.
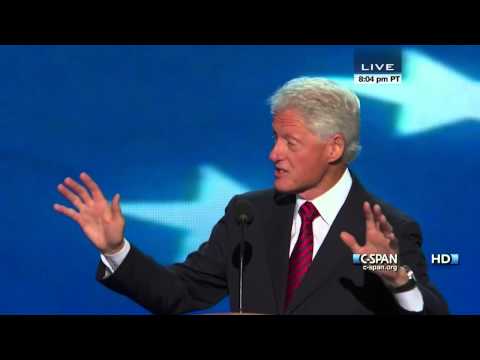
<box><xmin>97</xmin><ymin>175</ymin><xmax>449</xmax><ymax>315</ymax></box>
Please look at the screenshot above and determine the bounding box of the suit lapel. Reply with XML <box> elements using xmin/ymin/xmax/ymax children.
<box><xmin>264</xmin><ymin>191</ymin><xmax>296</xmax><ymax>314</ymax></box>
<box><xmin>285</xmin><ymin>176</ymin><xmax>369</xmax><ymax>314</ymax></box>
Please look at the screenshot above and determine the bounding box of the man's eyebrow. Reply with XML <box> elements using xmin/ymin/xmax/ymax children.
<box><xmin>285</xmin><ymin>134</ymin><xmax>301</xmax><ymax>142</ymax></box>
<box><xmin>271</xmin><ymin>131</ymin><xmax>302</xmax><ymax>142</ymax></box>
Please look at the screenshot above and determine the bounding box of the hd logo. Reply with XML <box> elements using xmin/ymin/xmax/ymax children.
<box><xmin>431</xmin><ymin>253</ymin><xmax>460</xmax><ymax>265</ymax></box>
<box><xmin>354</xmin><ymin>48</ymin><xmax>402</xmax><ymax>85</ymax></box>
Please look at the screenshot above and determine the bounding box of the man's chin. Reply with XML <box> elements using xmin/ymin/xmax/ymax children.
<box><xmin>274</xmin><ymin>179</ymin><xmax>297</xmax><ymax>194</ymax></box>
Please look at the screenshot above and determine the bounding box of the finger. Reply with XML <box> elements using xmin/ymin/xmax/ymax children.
<box><xmin>53</xmin><ymin>203</ymin><xmax>83</xmax><ymax>225</ymax></box>
<box><xmin>80</xmin><ymin>172</ymin><xmax>105</xmax><ymax>201</ymax></box>
<box><xmin>373</xmin><ymin>204</ymin><xmax>382</xmax><ymax>222</ymax></box>
<box><xmin>379</xmin><ymin>214</ymin><xmax>394</xmax><ymax>234</ymax></box>
<box><xmin>340</xmin><ymin>231</ymin><xmax>362</xmax><ymax>253</ymax></box>
<box><xmin>57</xmin><ymin>183</ymin><xmax>84</xmax><ymax>210</ymax></box>
<box><xmin>111</xmin><ymin>193</ymin><xmax>122</xmax><ymax>218</ymax></box>
<box><xmin>386</xmin><ymin>232</ymin><xmax>396</xmax><ymax>241</ymax></box>
<box><xmin>373</xmin><ymin>203</ymin><xmax>382</xmax><ymax>216</ymax></box>
<box><xmin>373</xmin><ymin>204</ymin><xmax>384</xmax><ymax>230</ymax></box>
<box><xmin>363</xmin><ymin>201</ymin><xmax>376</xmax><ymax>231</ymax></box>
<box><xmin>64</xmin><ymin>177</ymin><xmax>93</xmax><ymax>205</ymax></box>
<box><xmin>389</xmin><ymin>236</ymin><xmax>399</xmax><ymax>251</ymax></box>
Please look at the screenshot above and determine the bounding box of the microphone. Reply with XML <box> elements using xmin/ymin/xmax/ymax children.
<box><xmin>234</xmin><ymin>199</ymin><xmax>254</xmax><ymax>225</ymax></box>
<box><xmin>233</xmin><ymin>199</ymin><xmax>254</xmax><ymax>313</ymax></box>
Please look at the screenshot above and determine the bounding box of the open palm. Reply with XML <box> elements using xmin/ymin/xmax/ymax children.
<box><xmin>340</xmin><ymin>201</ymin><xmax>399</xmax><ymax>282</ymax></box>
<box><xmin>53</xmin><ymin>172</ymin><xmax>125</xmax><ymax>254</ymax></box>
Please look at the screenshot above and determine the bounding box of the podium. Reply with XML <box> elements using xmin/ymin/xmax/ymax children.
<box><xmin>203</xmin><ymin>312</ymin><xmax>265</xmax><ymax>315</ymax></box>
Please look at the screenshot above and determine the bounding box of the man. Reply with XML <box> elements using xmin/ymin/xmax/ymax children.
<box><xmin>54</xmin><ymin>77</ymin><xmax>448</xmax><ymax>314</ymax></box>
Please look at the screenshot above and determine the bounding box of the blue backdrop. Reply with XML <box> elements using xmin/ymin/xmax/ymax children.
<box><xmin>1</xmin><ymin>45</ymin><xmax>477</xmax><ymax>314</ymax></box>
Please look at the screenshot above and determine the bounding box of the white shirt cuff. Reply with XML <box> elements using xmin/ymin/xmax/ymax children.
<box><xmin>100</xmin><ymin>239</ymin><xmax>131</xmax><ymax>275</ymax></box>
<box><xmin>393</xmin><ymin>286</ymin><xmax>424</xmax><ymax>312</ymax></box>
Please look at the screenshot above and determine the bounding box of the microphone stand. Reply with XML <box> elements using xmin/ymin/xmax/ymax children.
<box><xmin>239</xmin><ymin>218</ymin><xmax>246</xmax><ymax>314</ymax></box>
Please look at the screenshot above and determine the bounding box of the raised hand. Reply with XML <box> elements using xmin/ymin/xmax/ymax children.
<box><xmin>340</xmin><ymin>201</ymin><xmax>405</xmax><ymax>285</ymax></box>
<box><xmin>53</xmin><ymin>172</ymin><xmax>125</xmax><ymax>254</ymax></box>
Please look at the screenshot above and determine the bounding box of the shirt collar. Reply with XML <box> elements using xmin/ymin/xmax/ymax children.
<box><xmin>295</xmin><ymin>168</ymin><xmax>353</xmax><ymax>226</ymax></box>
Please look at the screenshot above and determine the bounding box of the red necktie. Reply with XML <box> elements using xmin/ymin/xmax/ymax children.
<box><xmin>284</xmin><ymin>201</ymin><xmax>319</xmax><ymax>311</ymax></box>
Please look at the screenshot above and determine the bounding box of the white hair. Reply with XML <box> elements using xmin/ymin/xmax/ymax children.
<box><xmin>268</xmin><ymin>76</ymin><xmax>361</xmax><ymax>163</ymax></box>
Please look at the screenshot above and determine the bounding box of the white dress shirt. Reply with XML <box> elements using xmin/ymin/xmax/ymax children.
<box><xmin>101</xmin><ymin>168</ymin><xmax>424</xmax><ymax>312</ymax></box>
<box><xmin>289</xmin><ymin>167</ymin><xmax>353</xmax><ymax>258</ymax></box>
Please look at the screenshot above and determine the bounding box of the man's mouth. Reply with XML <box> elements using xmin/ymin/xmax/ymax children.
<box><xmin>275</xmin><ymin>167</ymin><xmax>288</xmax><ymax>177</ymax></box>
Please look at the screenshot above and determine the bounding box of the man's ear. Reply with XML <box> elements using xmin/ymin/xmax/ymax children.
<box><xmin>328</xmin><ymin>133</ymin><xmax>346</xmax><ymax>164</ymax></box>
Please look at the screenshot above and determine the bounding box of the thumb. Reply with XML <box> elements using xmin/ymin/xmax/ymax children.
<box><xmin>112</xmin><ymin>193</ymin><xmax>122</xmax><ymax>217</ymax></box>
<box><xmin>340</xmin><ymin>231</ymin><xmax>361</xmax><ymax>253</ymax></box>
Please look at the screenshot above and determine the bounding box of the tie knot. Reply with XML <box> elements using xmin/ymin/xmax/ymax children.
<box><xmin>299</xmin><ymin>201</ymin><xmax>319</xmax><ymax>223</ymax></box>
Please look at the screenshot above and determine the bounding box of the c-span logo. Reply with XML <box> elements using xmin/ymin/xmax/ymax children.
<box><xmin>352</xmin><ymin>253</ymin><xmax>398</xmax><ymax>272</ymax></box>
<box><xmin>354</xmin><ymin>48</ymin><xmax>402</xmax><ymax>85</ymax></box>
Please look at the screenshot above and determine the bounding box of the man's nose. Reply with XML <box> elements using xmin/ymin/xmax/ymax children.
<box><xmin>269</xmin><ymin>141</ymin><xmax>282</xmax><ymax>162</ymax></box>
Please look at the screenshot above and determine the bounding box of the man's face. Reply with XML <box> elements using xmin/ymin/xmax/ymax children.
<box><xmin>269</xmin><ymin>108</ymin><xmax>331</xmax><ymax>195</ymax></box>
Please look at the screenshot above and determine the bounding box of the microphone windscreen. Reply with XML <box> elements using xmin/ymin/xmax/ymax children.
<box><xmin>234</xmin><ymin>199</ymin><xmax>254</xmax><ymax>225</ymax></box>
<box><xmin>232</xmin><ymin>241</ymin><xmax>253</xmax><ymax>269</ymax></box>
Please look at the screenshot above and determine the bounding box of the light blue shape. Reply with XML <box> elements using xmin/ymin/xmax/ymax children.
<box><xmin>329</xmin><ymin>49</ymin><xmax>480</xmax><ymax>136</ymax></box>
<box><xmin>450</xmin><ymin>253</ymin><xmax>459</xmax><ymax>265</ymax></box>
<box><xmin>121</xmin><ymin>164</ymin><xmax>250</xmax><ymax>262</ymax></box>
<box><xmin>352</xmin><ymin>254</ymin><xmax>361</xmax><ymax>264</ymax></box>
